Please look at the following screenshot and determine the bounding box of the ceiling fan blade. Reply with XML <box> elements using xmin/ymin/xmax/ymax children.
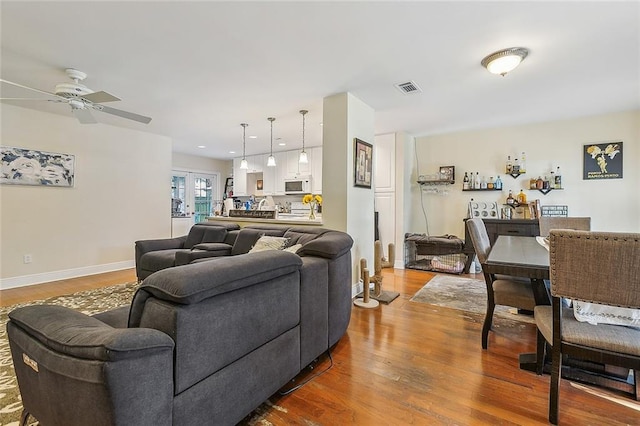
<box><xmin>0</xmin><ymin>78</ymin><xmax>65</xmax><ymax>101</ymax></box>
<box><xmin>95</xmin><ymin>105</ymin><xmax>152</xmax><ymax>124</ymax></box>
<box><xmin>72</xmin><ymin>107</ymin><xmax>98</xmax><ymax>124</ymax></box>
<box><xmin>82</xmin><ymin>91</ymin><xmax>120</xmax><ymax>103</ymax></box>
<box><xmin>0</xmin><ymin>97</ymin><xmax>57</xmax><ymax>101</ymax></box>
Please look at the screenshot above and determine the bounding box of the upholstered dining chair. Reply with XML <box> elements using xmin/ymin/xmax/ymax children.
<box><xmin>538</xmin><ymin>216</ymin><xmax>591</xmax><ymax>237</ymax></box>
<box><xmin>534</xmin><ymin>230</ymin><xmax>640</xmax><ymax>425</ymax></box>
<box><xmin>466</xmin><ymin>218</ymin><xmax>537</xmax><ymax>349</ymax></box>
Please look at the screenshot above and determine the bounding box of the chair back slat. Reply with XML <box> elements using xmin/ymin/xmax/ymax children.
<box><xmin>549</xmin><ymin>230</ymin><xmax>640</xmax><ymax>308</ymax></box>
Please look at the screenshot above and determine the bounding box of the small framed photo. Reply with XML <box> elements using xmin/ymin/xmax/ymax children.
<box><xmin>256</xmin><ymin>179</ymin><xmax>263</xmax><ymax>190</ymax></box>
<box><xmin>354</xmin><ymin>138</ymin><xmax>372</xmax><ymax>188</ymax></box>
<box><xmin>439</xmin><ymin>165</ymin><xmax>455</xmax><ymax>183</ymax></box>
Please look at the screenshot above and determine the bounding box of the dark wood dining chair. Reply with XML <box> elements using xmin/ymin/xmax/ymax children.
<box><xmin>466</xmin><ymin>218</ymin><xmax>536</xmax><ymax>349</ymax></box>
<box><xmin>534</xmin><ymin>230</ymin><xmax>640</xmax><ymax>425</ymax></box>
<box><xmin>538</xmin><ymin>216</ymin><xmax>590</xmax><ymax>237</ymax></box>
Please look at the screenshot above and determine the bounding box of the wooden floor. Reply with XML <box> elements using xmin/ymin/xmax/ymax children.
<box><xmin>2</xmin><ymin>268</ymin><xmax>639</xmax><ymax>425</ymax></box>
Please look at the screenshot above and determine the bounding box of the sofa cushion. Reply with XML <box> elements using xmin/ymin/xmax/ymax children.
<box><xmin>131</xmin><ymin>250</ymin><xmax>303</xmax><ymax>310</ymax></box>
<box><xmin>184</xmin><ymin>223</ymin><xmax>237</xmax><ymax>249</ymax></box>
<box><xmin>140</xmin><ymin>249</ymin><xmax>191</xmax><ymax>272</ymax></box>
<box><xmin>231</xmin><ymin>229</ymin><xmax>264</xmax><ymax>255</ymax></box>
<box><xmin>283</xmin><ymin>227</ymin><xmax>327</xmax><ymax>246</ymax></box>
<box><xmin>192</xmin><ymin>242</ymin><xmax>233</xmax><ymax>252</ymax></box>
<box><xmin>249</xmin><ymin>236</ymin><xmax>290</xmax><ymax>253</ymax></box>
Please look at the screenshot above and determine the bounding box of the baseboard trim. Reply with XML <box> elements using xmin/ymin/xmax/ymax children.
<box><xmin>0</xmin><ymin>260</ymin><xmax>135</xmax><ymax>290</ymax></box>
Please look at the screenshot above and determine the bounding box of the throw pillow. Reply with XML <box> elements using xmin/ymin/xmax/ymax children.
<box><xmin>248</xmin><ymin>236</ymin><xmax>290</xmax><ymax>253</ymax></box>
<box><xmin>283</xmin><ymin>244</ymin><xmax>302</xmax><ymax>254</ymax></box>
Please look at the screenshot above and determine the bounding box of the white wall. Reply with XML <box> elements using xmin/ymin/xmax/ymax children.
<box><xmin>0</xmin><ymin>104</ymin><xmax>172</xmax><ymax>288</ymax></box>
<box><xmin>409</xmin><ymin>110</ymin><xmax>640</xmax><ymax>238</ymax></box>
<box><xmin>172</xmin><ymin>152</ymin><xmax>232</xmax><ymax>177</ymax></box>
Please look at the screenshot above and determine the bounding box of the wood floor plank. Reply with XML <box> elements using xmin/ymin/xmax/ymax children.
<box><xmin>2</xmin><ymin>267</ymin><xmax>639</xmax><ymax>424</ymax></box>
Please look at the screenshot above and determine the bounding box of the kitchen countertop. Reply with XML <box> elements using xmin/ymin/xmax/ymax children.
<box><xmin>207</xmin><ymin>214</ymin><xmax>323</xmax><ymax>226</ymax></box>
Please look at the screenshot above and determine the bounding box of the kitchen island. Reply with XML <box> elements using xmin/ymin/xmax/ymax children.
<box><xmin>207</xmin><ymin>213</ymin><xmax>323</xmax><ymax>227</ymax></box>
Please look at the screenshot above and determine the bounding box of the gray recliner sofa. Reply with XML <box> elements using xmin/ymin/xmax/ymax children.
<box><xmin>7</xmin><ymin>224</ymin><xmax>354</xmax><ymax>426</ymax></box>
<box><xmin>135</xmin><ymin>221</ymin><xmax>241</xmax><ymax>281</ymax></box>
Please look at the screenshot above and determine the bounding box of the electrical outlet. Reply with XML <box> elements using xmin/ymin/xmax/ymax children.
<box><xmin>23</xmin><ymin>254</ymin><xmax>32</xmax><ymax>264</ymax></box>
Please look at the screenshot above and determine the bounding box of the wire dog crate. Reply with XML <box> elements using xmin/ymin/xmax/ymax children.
<box><xmin>404</xmin><ymin>233</ymin><xmax>467</xmax><ymax>274</ymax></box>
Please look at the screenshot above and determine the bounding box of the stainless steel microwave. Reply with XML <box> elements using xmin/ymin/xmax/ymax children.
<box><xmin>284</xmin><ymin>176</ymin><xmax>311</xmax><ymax>194</ymax></box>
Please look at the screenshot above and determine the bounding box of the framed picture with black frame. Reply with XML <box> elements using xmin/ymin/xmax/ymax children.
<box><xmin>354</xmin><ymin>138</ymin><xmax>372</xmax><ymax>188</ymax></box>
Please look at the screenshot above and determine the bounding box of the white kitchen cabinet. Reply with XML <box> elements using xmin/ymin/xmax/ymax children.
<box><xmin>285</xmin><ymin>150</ymin><xmax>311</xmax><ymax>178</ymax></box>
<box><xmin>246</xmin><ymin>154</ymin><xmax>265</xmax><ymax>173</ymax></box>
<box><xmin>310</xmin><ymin>146</ymin><xmax>322</xmax><ymax>194</ymax></box>
<box><xmin>262</xmin><ymin>152</ymin><xmax>285</xmax><ymax>195</ymax></box>
<box><xmin>232</xmin><ymin>158</ymin><xmax>247</xmax><ymax>196</ymax></box>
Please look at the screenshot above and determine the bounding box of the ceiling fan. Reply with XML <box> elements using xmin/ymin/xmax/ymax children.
<box><xmin>0</xmin><ymin>68</ymin><xmax>152</xmax><ymax>124</ymax></box>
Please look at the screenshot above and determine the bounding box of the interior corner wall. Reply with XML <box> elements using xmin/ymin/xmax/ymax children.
<box><xmin>0</xmin><ymin>104</ymin><xmax>172</xmax><ymax>288</ymax></box>
<box><xmin>408</xmin><ymin>110</ymin><xmax>640</xmax><ymax>238</ymax></box>
<box><xmin>323</xmin><ymin>92</ymin><xmax>375</xmax><ymax>287</ymax></box>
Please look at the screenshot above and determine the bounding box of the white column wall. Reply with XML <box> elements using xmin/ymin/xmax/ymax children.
<box><xmin>322</xmin><ymin>92</ymin><xmax>375</xmax><ymax>290</ymax></box>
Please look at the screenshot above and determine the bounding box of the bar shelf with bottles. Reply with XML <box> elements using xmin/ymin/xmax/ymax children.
<box><xmin>462</xmin><ymin>172</ymin><xmax>503</xmax><ymax>191</ymax></box>
<box><xmin>526</xmin><ymin>167</ymin><xmax>563</xmax><ymax>195</ymax></box>
<box><xmin>505</xmin><ymin>153</ymin><xmax>527</xmax><ymax>178</ymax></box>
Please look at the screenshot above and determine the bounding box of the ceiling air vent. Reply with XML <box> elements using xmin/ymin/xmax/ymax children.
<box><xmin>394</xmin><ymin>80</ymin><xmax>422</xmax><ymax>94</ymax></box>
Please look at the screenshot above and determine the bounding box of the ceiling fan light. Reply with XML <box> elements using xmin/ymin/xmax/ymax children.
<box><xmin>299</xmin><ymin>150</ymin><xmax>308</xmax><ymax>164</ymax></box>
<box><xmin>481</xmin><ymin>47</ymin><xmax>529</xmax><ymax>76</ymax></box>
<box><xmin>240</xmin><ymin>158</ymin><xmax>248</xmax><ymax>169</ymax></box>
<box><xmin>267</xmin><ymin>155</ymin><xmax>276</xmax><ymax>167</ymax></box>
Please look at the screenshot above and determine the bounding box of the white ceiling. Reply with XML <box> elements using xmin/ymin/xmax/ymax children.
<box><xmin>1</xmin><ymin>1</ymin><xmax>639</xmax><ymax>160</ymax></box>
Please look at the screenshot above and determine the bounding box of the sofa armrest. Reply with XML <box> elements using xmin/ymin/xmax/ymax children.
<box><xmin>135</xmin><ymin>236</ymin><xmax>187</xmax><ymax>278</ymax></box>
<box><xmin>8</xmin><ymin>305</ymin><xmax>174</xmax><ymax>426</ymax></box>
<box><xmin>9</xmin><ymin>305</ymin><xmax>174</xmax><ymax>360</ymax></box>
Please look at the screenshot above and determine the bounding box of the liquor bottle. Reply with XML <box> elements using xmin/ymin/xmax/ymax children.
<box><xmin>536</xmin><ymin>176</ymin><xmax>544</xmax><ymax>189</ymax></box>
<box><xmin>463</xmin><ymin>172</ymin><xmax>470</xmax><ymax>190</ymax></box>
<box><xmin>555</xmin><ymin>166</ymin><xmax>562</xmax><ymax>189</ymax></box>
<box><xmin>530</xmin><ymin>177</ymin><xmax>537</xmax><ymax>189</ymax></box>
<box><xmin>520</xmin><ymin>152</ymin><xmax>527</xmax><ymax>173</ymax></box>
<box><xmin>517</xmin><ymin>189</ymin><xmax>527</xmax><ymax>205</ymax></box>
<box><xmin>495</xmin><ymin>175</ymin><xmax>503</xmax><ymax>190</ymax></box>
<box><xmin>506</xmin><ymin>156</ymin><xmax>513</xmax><ymax>174</ymax></box>
<box><xmin>506</xmin><ymin>190</ymin><xmax>515</xmax><ymax>205</ymax></box>
<box><xmin>487</xmin><ymin>177</ymin><xmax>494</xmax><ymax>190</ymax></box>
<box><xmin>480</xmin><ymin>176</ymin><xmax>487</xmax><ymax>189</ymax></box>
<box><xmin>474</xmin><ymin>172</ymin><xmax>481</xmax><ymax>189</ymax></box>
<box><xmin>512</xmin><ymin>159</ymin><xmax>520</xmax><ymax>174</ymax></box>
<box><xmin>543</xmin><ymin>176</ymin><xmax>550</xmax><ymax>190</ymax></box>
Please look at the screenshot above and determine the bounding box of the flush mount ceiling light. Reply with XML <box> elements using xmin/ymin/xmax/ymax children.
<box><xmin>299</xmin><ymin>109</ymin><xmax>308</xmax><ymax>164</ymax></box>
<box><xmin>481</xmin><ymin>47</ymin><xmax>529</xmax><ymax>76</ymax></box>
<box><xmin>267</xmin><ymin>117</ymin><xmax>276</xmax><ymax>167</ymax></box>
<box><xmin>240</xmin><ymin>123</ymin><xmax>248</xmax><ymax>169</ymax></box>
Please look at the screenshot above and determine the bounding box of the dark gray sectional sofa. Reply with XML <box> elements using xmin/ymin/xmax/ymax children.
<box><xmin>7</xmin><ymin>222</ymin><xmax>354</xmax><ymax>426</ymax></box>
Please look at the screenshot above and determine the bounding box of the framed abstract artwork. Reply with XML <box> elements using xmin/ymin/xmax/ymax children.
<box><xmin>354</xmin><ymin>138</ymin><xmax>372</xmax><ymax>188</ymax></box>
<box><xmin>0</xmin><ymin>146</ymin><xmax>75</xmax><ymax>187</ymax></box>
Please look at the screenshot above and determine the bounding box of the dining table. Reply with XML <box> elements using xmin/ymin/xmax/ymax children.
<box><xmin>483</xmin><ymin>235</ymin><xmax>635</xmax><ymax>394</ymax></box>
<box><xmin>483</xmin><ymin>235</ymin><xmax>551</xmax><ymax>306</ymax></box>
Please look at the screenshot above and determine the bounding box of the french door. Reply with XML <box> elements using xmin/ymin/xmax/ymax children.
<box><xmin>171</xmin><ymin>171</ymin><xmax>219</xmax><ymax>224</ymax></box>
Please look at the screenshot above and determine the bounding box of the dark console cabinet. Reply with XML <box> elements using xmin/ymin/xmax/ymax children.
<box><xmin>463</xmin><ymin>218</ymin><xmax>540</xmax><ymax>272</ymax></box>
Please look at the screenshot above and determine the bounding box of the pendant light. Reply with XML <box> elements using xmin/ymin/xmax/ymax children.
<box><xmin>267</xmin><ymin>117</ymin><xmax>276</xmax><ymax>167</ymax></box>
<box><xmin>299</xmin><ymin>109</ymin><xmax>308</xmax><ymax>164</ymax></box>
<box><xmin>239</xmin><ymin>123</ymin><xmax>248</xmax><ymax>169</ymax></box>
